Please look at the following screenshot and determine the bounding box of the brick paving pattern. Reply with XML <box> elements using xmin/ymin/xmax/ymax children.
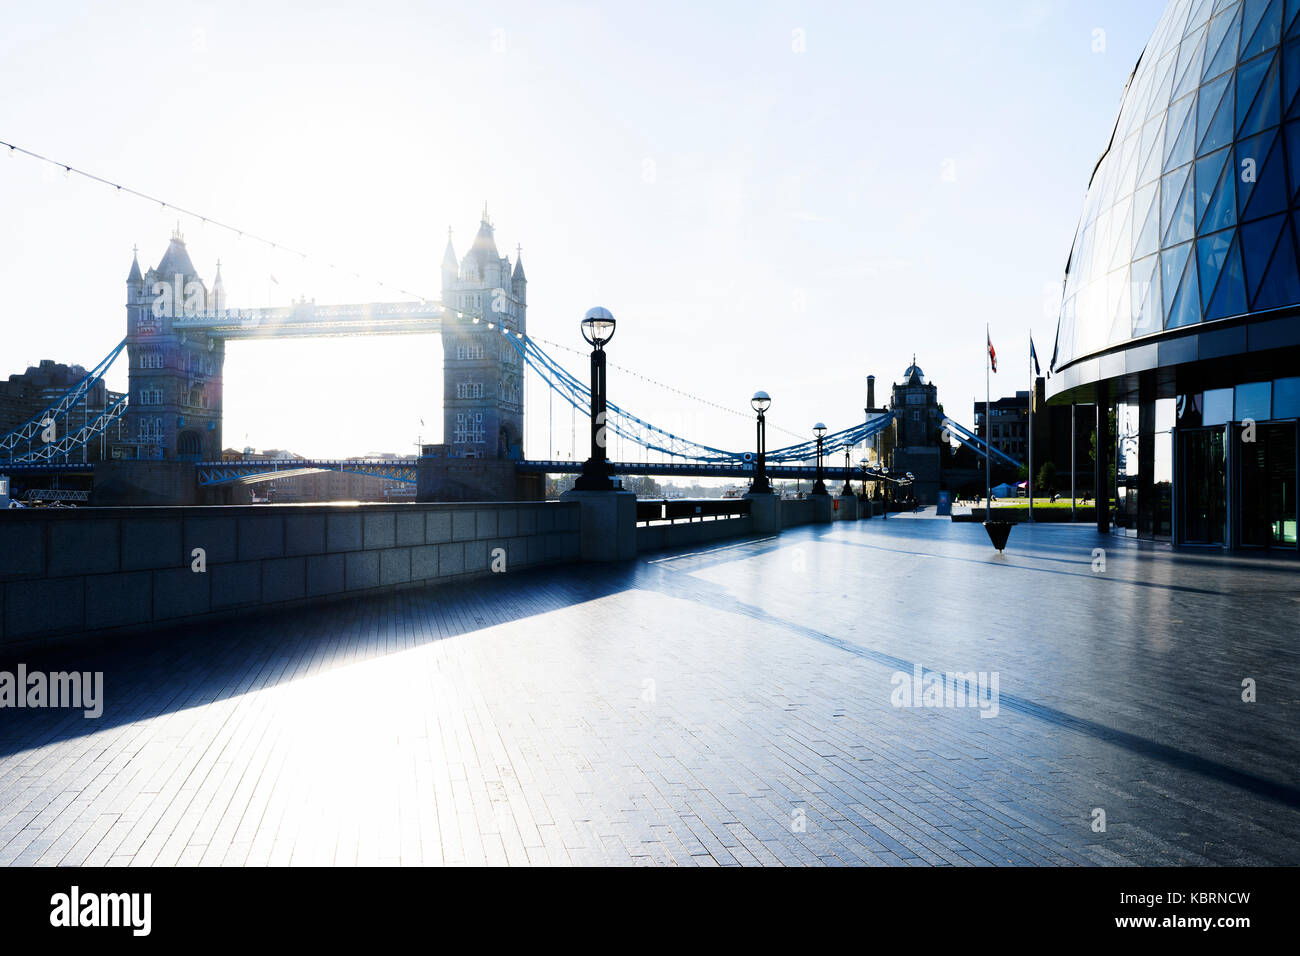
<box><xmin>1</xmin><ymin>512</ymin><xmax>1297</xmax><ymax>866</ymax></box>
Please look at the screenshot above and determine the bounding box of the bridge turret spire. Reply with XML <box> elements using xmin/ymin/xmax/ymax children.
<box><xmin>441</xmin><ymin>228</ymin><xmax>458</xmax><ymax>289</ymax></box>
<box><xmin>211</xmin><ymin>259</ymin><xmax>226</xmax><ymax>312</ymax></box>
<box><xmin>127</xmin><ymin>245</ymin><xmax>142</xmax><ymax>285</ymax></box>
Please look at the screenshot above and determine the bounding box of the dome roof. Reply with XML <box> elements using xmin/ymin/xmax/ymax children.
<box><xmin>903</xmin><ymin>355</ymin><xmax>924</xmax><ymax>384</ymax></box>
<box><xmin>1053</xmin><ymin>0</ymin><xmax>1300</xmax><ymax>372</ymax></box>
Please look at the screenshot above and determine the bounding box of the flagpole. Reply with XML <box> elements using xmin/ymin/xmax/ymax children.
<box><xmin>986</xmin><ymin>323</ymin><xmax>991</xmax><ymax>519</ymax></box>
<box><xmin>1028</xmin><ymin>333</ymin><xmax>1034</xmax><ymax>524</ymax></box>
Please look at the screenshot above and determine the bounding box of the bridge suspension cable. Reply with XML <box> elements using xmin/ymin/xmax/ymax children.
<box><xmin>0</xmin><ymin>339</ymin><xmax>127</xmax><ymax>461</ymax></box>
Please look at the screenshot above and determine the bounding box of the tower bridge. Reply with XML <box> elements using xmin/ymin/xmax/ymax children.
<box><xmin>1</xmin><ymin>211</ymin><xmax>1010</xmax><ymax>506</ymax></box>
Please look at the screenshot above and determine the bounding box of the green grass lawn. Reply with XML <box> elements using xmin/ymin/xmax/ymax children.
<box><xmin>989</xmin><ymin>498</ymin><xmax>1091</xmax><ymax>509</ymax></box>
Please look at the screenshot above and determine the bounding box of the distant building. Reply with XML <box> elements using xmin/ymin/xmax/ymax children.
<box><xmin>976</xmin><ymin>379</ymin><xmax>1092</xmax><ymax>494</ymax></box>
<box><xmin>974</xmin><ymin>390</ymin><xmax>1030</xmax><ymax>464</ymax></box>
<box><xmin>0</xmin><ymin>359</ymin><xmax>125</xmax><ymax>460</ymax></box>
<box><xmin>887</xmin><ymin>358</ymin><xmax>943</xmax><ymax>506</ymax></box>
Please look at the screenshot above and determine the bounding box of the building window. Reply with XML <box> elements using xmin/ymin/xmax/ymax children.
<box><xmin>453</xmin><ymin>412</ymin><xmax>485</xmax><ymax>444</ymax></box>
<box><xmin>456</xmin><ymin>343</ymin><xmax>485</xmax><ymax>361</ymax></box>
<box><xmin>137</xmin><ymin>417</ymin><xmax>163</xmax><ymax>441</ymax></box>
<box><xmin>456</xmin><ymin>382</ymin><xmax>484</xmax><ymax>399</ymax></box>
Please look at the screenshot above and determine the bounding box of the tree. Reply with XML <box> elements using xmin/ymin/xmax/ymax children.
<box><xmin>624</xmin><ymin>475</ymin><xmax>662</xmax><ymax>497</ymax></box>
<box><xmin>1036</xmin><ymin>460</ymin><xmax>1057</xmax><ymax>493</ymax></box>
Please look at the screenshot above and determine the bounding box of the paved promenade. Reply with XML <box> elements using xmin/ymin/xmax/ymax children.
<box><xmin>1</xmin><ymin>511</ymin><xmax>1297</xmax><ymax>866</ymax></box>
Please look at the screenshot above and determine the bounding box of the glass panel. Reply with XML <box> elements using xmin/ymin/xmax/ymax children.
<box><xmin>1235</xmin><ymin>380</ymin><xmax>1273</xmax><ymax>418</ymax></box>
<box><xmin>1162</xmin><ymin>163</ymin><xmax>1193</xmax><ymax>238</ymax></box>
<box><xmin>1204</xmin><ymin>5</ymin><xmax>1244</xmax><ymax>80</ymax></box>
<box><xmin>1164</xmin><ymin>166</ymin><xmax>1198</xmax><ymax>245</ymax></box>
<box><xmin>1204</xmin><ymin>387</ymin><xmax>1235</xmax><ymax>423</ymax></box>
<box><xmin>1167</xmin><ymin>256</ymin><xmax>1204</xmax><ymax>326</ymax></box>
<box><xmin>1157</xmin><ymin>397</ymin><xmax>1178</xmax><ymax>431</ymax></box>
<box><xmin>1200</xmin><ymin>149</ymin><xmax>1239</xmax><ymax>231</ymax></box>
<box><xmin>1273</xmin><ymin>375</ymin><xmax>1300</xmax><ymax>415</ymax></box>
<box><xmin>1188</xmin><ymin>0</ymin><xmax>1217</xmax><ymax>34</ymax></box>
<box><xmin>1286</xmin><ymin>38</ymin><xmax>1300</xmax><ymax>116</ymax></box>
<box><xmin>1206</xmin><ymin>232</ymin><xmax>1249</xmax><ymax>316</ymax></box>
<box><xmin>1269</xmin><ymin>424</ymin><xmax>1297</xmax><ymax>544</ymax></box>
<box><xmin>1237</xmin><ymin>128</ymin><xmax>1286</xmax><ymax>219</ymax></box>
<box><xmin>1179</xmin><ymin>392</ymin><xmax>1205</xmax><ymax>426</ymax></box>
<box><xmin>1138</xmin><ymin>117</ymin><xmax>1167</xmax><ymax>184</ymax></box>
<box><xmin>1240</xmin><ymin>211</ymin><xmax>1288</xmax><ymax>295</ymax></box>
<box><xmin>1286</xmin><ymin>121</ymin><xmax>1300</xmax><ymax>197</ymax></box>
<box><xmin>1197</xmin><ymin>72</ymin><xmax>1233</xmax><ymax>146</ymax></box>
<box><xmin>1240</xmin><ymin>422</ymin><xmax>1298</xmax><ymax>545</ymax></box>
<box><xmin>1241</xmin><ymin>0</ymin><xmax>1273</xmax><ymax>50</ymax></box>
<box><xmin>1107</xmin><ymin>265</ymin><xmax>1132</xmax><ymax>343</ymax></box>
<box><xmin>1165</xmin><ymin>93</ymin><xmax>1197</xmax><ymax>169</ymax></box>
<box><xmin>1148</xmin><ymin>47</ymin><xmax>1180</xmax><ymax>117</ymax></box>
<box><xmin>1253</xmin><ymin>214</ymin><xmax>1300</xmax><ymax>307</ymax></box>
<box><xmin>1238</xmin><ymin>50</ymin><xmax>1281</xmax><ymax>134</ymax></box>
<box><xmin>1133</xmin><ymin>182</ymin><xmax>1160</xmax><ymax>258</ymax></box>
<box><xmin>1242</xmin><ymin>0</ymin><xmax>1284</xmax><ymax>57</ymax></box>
<box><xmin>1154</xmin><ymin>428</ymin><xmax>1174</xmax><ymax>537</ymax></box>
<box><xmin>1116</xmin><ymin>403</ymin><xmax>1140</xmax><ymax>530</ymax></box>
<box><xmin>1162</xmin><ymin>241</ymin><xmax>1194</xmax><ymax>317</ymax></box>
<box><xmin>1199</xmin><ymin>73</ymin><xmax>1238</xmax><ymax>154</ymax></box>
<box><xmin>1181</xmin><ymin>428</ymin><xmax>1227</xmax><ymax>543</ymax></box>
<box><xmin>1197</xmin><ymin>227</ymin><xmax>1234</xmax><ymax>305</ymax></box>
<box><xmin>1132</xmin><ymin>253</ymin><xmax>1163</xmax><ymax>334</ymax></box>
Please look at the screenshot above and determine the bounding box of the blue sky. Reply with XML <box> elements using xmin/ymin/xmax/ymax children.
<box><xmin>0</xmin><ymin>0</ymin><xmax>1165</xmax><ymax>458</ymax></box>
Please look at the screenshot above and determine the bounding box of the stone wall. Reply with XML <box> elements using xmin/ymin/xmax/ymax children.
<box><xmin>635</xmin><ymin>514</ymin><xmax>754</xmax><ymax>552</ymax></box>
<box><xmin>0</xmin><ymin>501</ymin><xmax>579</xmax><ymax>649</ymax></box>
<box><xmin>779</xmin><ymin>498</ymin><xmax>817</xmax><ymax>528</ymax></box>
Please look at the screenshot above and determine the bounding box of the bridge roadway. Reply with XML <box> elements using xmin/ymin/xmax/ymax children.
<box><xmin>3</xmin><ymin>458</ymin><xmax>880</xmax><ymax>488</ymax></box>
<box><xmin>170</xmin><ymin>301</ymin><xmax>445</xmax><ymax>339</ymax></box>
<box><xmin>195</xmin><ymin>459</ymin><xmax>874</xmax><ymax>486</ymax></box>
<box><xmin>0</xmin><ymin>514</ymin><xmax>1296</xmax><ymax>866</ymax></box>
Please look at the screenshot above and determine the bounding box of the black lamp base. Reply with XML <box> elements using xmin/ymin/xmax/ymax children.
<box><xmin>573</xmin><ymin>459</ymin><xmax>616</xmax><ymax>491</ymax></box>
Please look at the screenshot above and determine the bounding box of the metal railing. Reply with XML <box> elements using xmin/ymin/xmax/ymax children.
<box><xmin>635</xmin><ymin>497</ymin><xmax>751</xmax><ymax>526</ymax></box>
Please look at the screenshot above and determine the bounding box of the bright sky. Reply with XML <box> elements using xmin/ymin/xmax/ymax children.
<box><xmin>0</xmin><ymin>0</ymin><xmax>1165</xmax><ymax>459</ymax></box>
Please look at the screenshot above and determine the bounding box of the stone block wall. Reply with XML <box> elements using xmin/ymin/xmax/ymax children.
<box><xmin>0</xmin><ymin>501</ymin><xmax>579</xmax><ymax>649</ymax></box>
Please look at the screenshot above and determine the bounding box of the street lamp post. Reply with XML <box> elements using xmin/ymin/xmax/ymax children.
<box><xmin>750</xmin><ymin>390</ymin><xmax>772</xmax><ymax>494</ymax></box>
<box><xmin>573</xmin><ymin>307</ymin><xmax>617</xmax><ymax>491</ymax></box>
<box><xmin>811</xmin><ymin>422</ymin><xmax>828</xmax><ymax>495</ymax></box>
<box><xmin>840</xmin><ymin>448</ymin><xmax>854</xmax><ymax>496</ymax></box>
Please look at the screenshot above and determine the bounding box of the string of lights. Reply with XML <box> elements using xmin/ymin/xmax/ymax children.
<box><xmin>0</xmin><ymin>137</ymin><xmax>427</xmax><ymax>300</ymax></box>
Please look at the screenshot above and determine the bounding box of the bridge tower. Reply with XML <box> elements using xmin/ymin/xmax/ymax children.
<box><xmin>440</xmin><ymin>209</ymin><xmax>526</xmax><ymax>460</ymax></box>
<box><xmin>120</xmin><ymin>229</ymin><xmax>225</xmax><ymax>462</ymax></box>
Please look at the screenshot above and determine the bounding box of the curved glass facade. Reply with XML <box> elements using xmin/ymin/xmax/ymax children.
<box><xmin>1054</xmin><ymin>0</ymin><xmax>1300</xmax><ymax>370</ymax></box>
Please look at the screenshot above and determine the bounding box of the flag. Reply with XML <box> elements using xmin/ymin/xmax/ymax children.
<box><xmin>1030</xmin><ymin>337</ymin><xmax>1041</xmax><ymax>377</ymax></box>
<box><xmin>988</xmin><ymin>332</ymin><xmax>997</xmax><ymax>373</ymax></box>
<box><xmin>269</xmin><ymin>274</ymin><xmax>279</xmax><ymax>285</ymax></box>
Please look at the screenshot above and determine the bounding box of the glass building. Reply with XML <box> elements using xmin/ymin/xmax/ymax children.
<box><xmin>1049</xmin><ymin>0</ymin><xmax>1300</xmax><ymax>549</ymax></box>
